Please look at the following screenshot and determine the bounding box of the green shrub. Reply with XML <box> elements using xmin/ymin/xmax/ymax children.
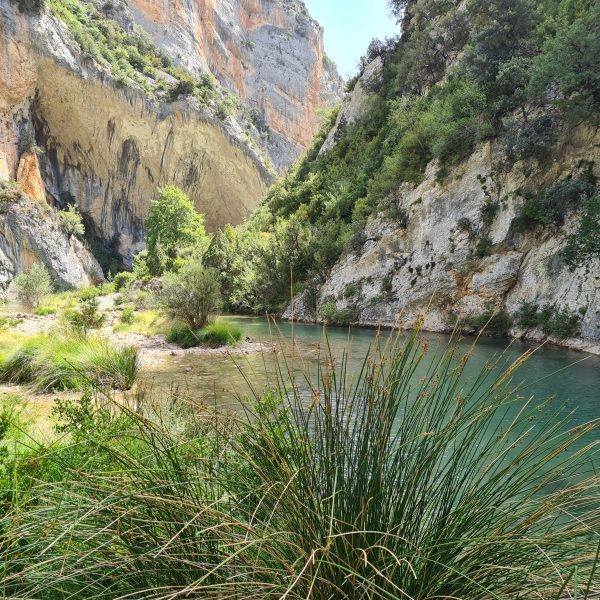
<box><xmin>516</xmin><ymin>179</ymin><xmax>596</xmax><ymax>230</ymax></box>
<box><xmin>166</xmin><ymin>321</ymin><xmax>241</xmax><ymax>348</ymax></box>
<box><xmin>33</xmin><ymin>307</ymin><xmax>57</xmax><ymax>316</ymax></box>
<box><xmin>563</xmin><ymin>195</ymin><xmax>600</xmax><ymax>268</ymax></box>
<box><xmin>474</xmin><ymin>236</ymin><xmax>493</xmax><ymax>258</ymax></box>
<box><xmin>457</xmin><ymin>217</ymin><xmax>474</xmax><ymax>235</ymax></box>
<box><xmin>513</xmin><ymin>300</ymin><xmax>541</xmax><ymax>329</ymax></box>
<box><xmin>3</xmin><ymin>329</ymin><xmax>599</xmax><ymax>598</ymax></box>
<box><xmin>464</xmin><ymin>306</ymin><xmax>512</xmax><ymax>337</ymax></box>
<box><xmin>79</xmin><ymin>286</ymin><xmax>102</xmax><ymax>301</ymax></box>
<box><xmin>480</xmin><ymin>200</ymin><xmax>500</xmax><ymax>228</ymax></box>
<box><xmin>321</xmin><ymin>301</ymin><xmax>357</xmax><ymax>326</ymax></box>
<box><xmin>57</xmin><ymin>205</ymin><xmax>85</xmax><ymax>238</ymax></box>
<box><xmin>0</xmin><ymin>316</ymin><xmax>23</xmax><ymax>328</ymax></box>
<box><xmin>343</xmin><ymin>283</ymin><xmax>358</xmax><ymax>299</ymax></box>
<box><xmin>165</xmin><ymin>324</ymin><xmax>200</xmax><ymax>349</ymax></box>
<box><xmin>113</xmin><ymin>271</ymin><xmax>134</xmax><ymax>291</ymax></box>
<box><xmin>0</xmin><ymin>180</ymin><xmax>21</xmax><ymax>205</ymax></box>
<box><xmin>196</xmin><ymin>322</ymin><xmax>242</xmax><ymax>347</ymax></box>
<box><xmin>160</xmin><ymin>262</ymin><xmax>221</xmax><ymax>330</ymax></box>
<box><xmin>542</xmin><ymin>305</ymin><xmax>583</xmax><ymax>339</ymax></box>
<box><xmin>11</xmin><ymin>264</ymin><xmax>52</xmax><ymax>309</ymax></box>
<box><xmin>512</xmin><ymin>301</ymin><xmax>583</xmax><ymax>339</ymax></box>
<box><xmin>504</xmin><ymin>115</ymin><xmax>559</xmax><ymax>164</ymax></box>
<box><xmin>65</xmin><ymin>298</ymin><xmax>106</xmax><ymax>331</ymax></box>
<box><xmin>120</xmin><ymin>306</ymin><xmax>135</xmax><ymax>324</ymax></box>
<box><xmin>132</xmin><ymin>290</ymin><xmax>150</xmax><ymax>310</ymax></box>
<box><xmin>168</xmin><ymin>77</ymin><xmax>195</xmax><ymax>101</ymax></box>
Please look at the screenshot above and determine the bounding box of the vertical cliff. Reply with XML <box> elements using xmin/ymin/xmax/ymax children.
<box><xmin>229</xmin><ymin>0</ymin><xmax>600</xmax><ymax>353</ymax></box>
<box><xmin>0</xmin><ymin>0</ymin><xmax>342</xmax><ymax>278</ymax></box>
<box><xmin>128</xmin><ymin>0</ymin><xmax>343</xmax><ymax>171</ymax></box>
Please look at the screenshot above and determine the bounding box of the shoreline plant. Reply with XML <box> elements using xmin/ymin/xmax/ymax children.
<box><xmin>0</xmin><ymin>323</ymin><xmax>598</xmax><ymax>598</ymax></box>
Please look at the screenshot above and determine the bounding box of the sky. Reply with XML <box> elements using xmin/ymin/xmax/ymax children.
<box><xmin>303</xmin><ymin>0</ymin><xmax>400</xmax><ymax>78</ymax></box>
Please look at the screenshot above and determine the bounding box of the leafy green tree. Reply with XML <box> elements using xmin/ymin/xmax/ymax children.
<box><xmin>11</xmin><ymin>263</ymin><xmax>52</xmax><ymax>309</ymax></box>
<box><xmin>492</xmin><ymin>56</ymin><xmax>533</xmax><ymax>121</ymax></box>
<box><xmin>159</xmin><ymin>261</ymin><xmax>221</xmax><ymax>330</ymax></box>
<box><xmin>564</xmin><ymin>196</ymin><xmax>600</xmax><ymax>268</ymax></box>
<box><xmin>466</xmin><ymin>0</ymin><xmax>538</xmax><ymax>88</ymax></box>
<box><xmin>144</xmin><ymin>186</ymin><xmax>207</xmax><ymax>276</ymax></box>
<box><xmin>58</xmin><ymin>205</ymin><xmax>85</xmax><ymax>238</ymax></box>
<box><xmin>529</xmin><ymin>8</ymin><xmax>600</xmax><ymax>124</ymax></box>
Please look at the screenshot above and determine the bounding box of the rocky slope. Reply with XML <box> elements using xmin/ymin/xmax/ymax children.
<box><xmin>0</xmin><ymin>0</ymin><xmax>341</xmax><ymax>273</ymax></box>
<box><xmin>274</xmin><ymin>0</ymin><xmax>600</xmax><ymax>353</ymax></box>
<box><xmin>286</xmin><ymin>58</ymin><xmax>600</xmax><ymax>352</ymax></box>
<box><xmin>0</xmin><ymin>185</ymin><xmax>103</xmax><ymax>289</ymax></box>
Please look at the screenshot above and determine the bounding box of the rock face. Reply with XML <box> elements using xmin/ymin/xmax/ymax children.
<box><xmin>286</xmin><ymin>60</ymin><xmax>600</xmax><ymax>353</ymax></box>
<box><xmin>0</xmin><ymin>192</ymin><xmax>104</xmax><ymax>290</ymax></box>
<box><xmin>128</xmin><ymin>0</ymin><xmax>343</xmax><ymax>171</ymax></box>
<box><xmin>0</xmin><ymin>0</ymin><xmax>341</xmax><ymax>274</ymax></box>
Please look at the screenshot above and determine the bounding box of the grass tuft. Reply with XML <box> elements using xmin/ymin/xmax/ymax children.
<box><xmin>0</xmin><ymin>334</ymin><xmax>139</xmax><ymax>391</ymax></box>
<box><xmin>166</xmin><ymin>321</ymin><xmax>242</xmax><ymax>348</ymax></box>
<box><xmin>0</xmin><ymin>325</ymin><xmax>598</xmax><ymax>598</ymax></box>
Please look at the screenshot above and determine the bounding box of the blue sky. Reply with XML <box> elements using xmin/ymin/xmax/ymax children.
<box><xmin>304</xmin><ymin>0</ymin><xmax>400</xmax><ymax>78</ymax></box>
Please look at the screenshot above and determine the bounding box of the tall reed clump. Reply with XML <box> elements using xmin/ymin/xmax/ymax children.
<box><xmin>167</xmin><ymin>321</ymin><xmax>242</xmax><ymax>348</ymax></box>
<box><xmin>1</xmin><ymin>324</ymin><xmax>599</xmax><ymax>599</ymax></box>
<box><xmin>0</xmin><ymin>335</ymin><xmax>139</xmax><ymax>391</ymax></box>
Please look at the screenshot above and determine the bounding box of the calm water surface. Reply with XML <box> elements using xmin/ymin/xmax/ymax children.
<box><xmin>144</xmin><ymin>317</ymin><xmax>600</xmax><ymax>431</ymax></box>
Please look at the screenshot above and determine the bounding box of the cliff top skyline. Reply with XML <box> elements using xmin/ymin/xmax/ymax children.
<box><xmin>304</xmin><ymin>0</ymin><xmax>399</xmax><ymax>77</ymax></box>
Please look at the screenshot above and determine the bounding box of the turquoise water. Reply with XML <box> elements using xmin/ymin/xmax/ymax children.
<box><xmin>146</xmin><ymin>317</ymin><xmax>600</xmax><ymax>431</ymax></box>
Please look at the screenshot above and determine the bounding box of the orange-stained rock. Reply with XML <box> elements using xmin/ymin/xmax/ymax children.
<box><xmin>0</xmin><ymin>0</ymin><xmax>341</xmax><ymax>273</ymax></box>
<box><xmin>16</xmin><ymin>150</ymin><xmax>46</xmax><ymax>203</ymax></box>
<box><xmin>128</xmin><ymin>0</ymin><xmax>343</xmax><ymax>170</ymax></box>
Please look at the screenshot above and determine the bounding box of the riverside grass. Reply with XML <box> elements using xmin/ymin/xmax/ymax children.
<box><xmin>0</xmin><ymin>334</ymin><xmax>139</xmax><ymax>391</ymax></box>
<box><xmin>1</xmin><ymin>323</ymin><xmax>599</xmax><ymax>599</ymax></box>
<box><xmin>167</xmin><ymin>320</ymin><xmax>242</xmax><ymax>348</ymax></box>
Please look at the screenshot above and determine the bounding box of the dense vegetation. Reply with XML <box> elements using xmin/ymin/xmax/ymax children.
<box><xmin>47</xmin><ymin>0</ymin><xmax>236</xmax><ymax>111</ymax></box>
<box><xmin>0</xmin><ymin>326</ymin><xmax>599</xmax><ymax>598</ymax></box>
<box><xmin>202</xmin><ymin>0</ymin><xmax>599</xmax><ymax>314</ymax></box>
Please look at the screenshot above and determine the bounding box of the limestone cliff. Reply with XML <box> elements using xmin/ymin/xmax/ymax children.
<box><xmin>0</xmin><ymin>186</ymin><xmax>103</xmax><ymax>289</ymax></box>
<box><xmin>0</xmin><ymin>0</ymin><xmax>341</xmax><ymax>274</ymax></box>
<box><xmin>128</xmin><ymin>0</ymin><xmax>343</xmax><ymax>171</ymax></box>
<box><xmin>285</xmin><ymin>52</ymin><xmax>600</xmax><ymax>353</ymax></box>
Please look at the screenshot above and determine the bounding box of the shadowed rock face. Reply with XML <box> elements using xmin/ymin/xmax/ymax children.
<box><xmin>0</xmin><ymin>0</ymin><xmax>341</xmax><ymax>273</ymax></box>
<box><xmin>0</xmin><ymin>193</ymin><xmax>104</xmax><ymax>290</ymax></box>
<box><xmin>128</xmin><ymin>0</ymin><xmax>343</xmax><ymax>171</ymax></box>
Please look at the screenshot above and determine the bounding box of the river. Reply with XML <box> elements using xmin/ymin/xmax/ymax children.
<box><xmin>145</xmin><ymin>317</ymin><xmax>600</xmax><ymax>444</ymax></box>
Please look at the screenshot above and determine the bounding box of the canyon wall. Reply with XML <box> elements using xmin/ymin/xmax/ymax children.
<box><xmin>128</xmin><ymin>0</ymin><xmax>343</xmax><ymax>171</ymax></box>
<box><xmin>286</xmin><ymin>58</ymin><xmax>600</xmax><ymax>353</ymax></box>
<box><xmin>0</xmin><ymin>0</ymin><xmax>341</xmax><ymax>277</ymax></box>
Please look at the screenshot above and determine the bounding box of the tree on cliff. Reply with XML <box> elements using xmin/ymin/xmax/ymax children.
<box><xmin>388</xmin><ymin>0</ymin><xmax>409</xmax><ymax>23</ymax></box>
<box><xmin>144</xmin><ymin>186</ymin><xmax>208</xmax><ymax>276</ymax></box>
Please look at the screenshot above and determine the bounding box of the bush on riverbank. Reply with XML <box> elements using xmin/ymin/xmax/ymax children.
<box><xmin>0</xmin><ymin>326</ymin><xmax>598</xmax><ymax>598</ymax></box>
<box><xmin>159</xmin><ymin>262</ymin><xmax>221</xmax><ymax>330</ymax></box>
<box><xmin>11</xmin><ymin>264</ymin><xmax>52</xmax><ymax>309</ymax></box>
<box><xmin>0</xmin><ymin>334</ymin><xmax>139</xmax><ymax>391</ymax></box>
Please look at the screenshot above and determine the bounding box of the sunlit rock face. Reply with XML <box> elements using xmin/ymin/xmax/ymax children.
<box><xmin>285</xmin><ymin>57</ymin><xmax>600</xmax><ymax>353</ymax></box>
<box><xmin>0</xmin><ymin>0</ymin><xmax>341</xmax><ymax>273</ymax></box>
<box><xmin>0</xmin><ymin>193</ymin><xmax>104</xmax><ymax>291</ymax></box>
<box><xmin>128</xmin><ymin>0</ymin><xmax>343</xmax><ymax>171</ymax></box>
